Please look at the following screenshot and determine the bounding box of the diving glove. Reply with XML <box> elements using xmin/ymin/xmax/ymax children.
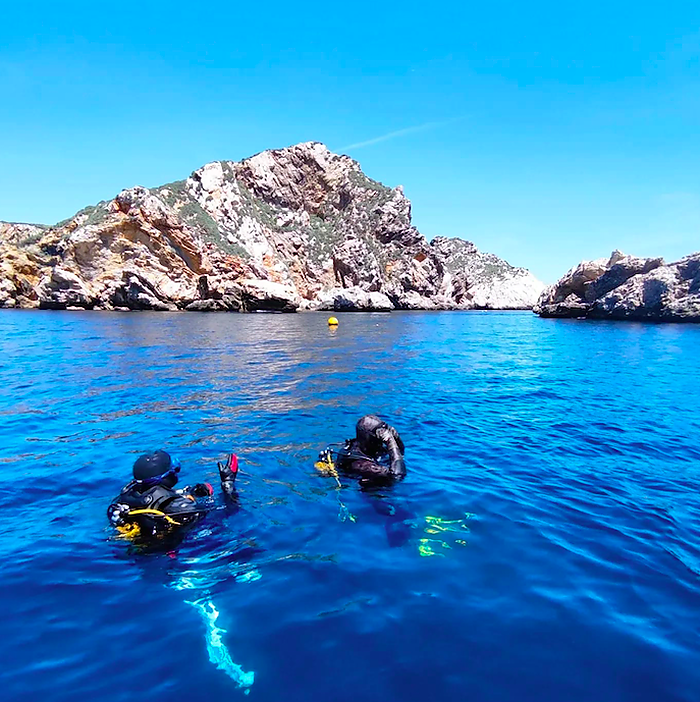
<box><xmin>375</xmin><ymin>425</ymin><xmax>392</xmax><ymax>442</ymax></box>
<box><xmin>218</xmin><ymin>453</ymin><xmax>239</xmax><ymax>484</ymax></box>
<box><xmin>191</xmin><ymin>482</ymin><xmax>214</xmax><ymax>497</ymax></box>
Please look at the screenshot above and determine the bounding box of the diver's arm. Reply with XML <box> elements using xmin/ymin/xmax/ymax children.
<box><xmin>218</xmin><ymin>453</ymin><xmax>240</xmax><ymax>508</ymax></box>
<box><xmin>390</xmin><ymin>426</ymin><xmax>405</xmax><ymax>456</ymax></box>
<box><xmin>166</xmin><ymin>494</ymin><xmax>206</xmax><ymax>516</ymax></box>
<box><xmin>377</xmin><ymin>427</ymin><xmax>406</xmax><ymax>478</ymax></box>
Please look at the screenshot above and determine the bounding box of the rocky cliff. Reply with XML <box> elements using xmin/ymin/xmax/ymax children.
<box><xmin>0</xmin><ymin>142</ymin><xmax>543</xmax><ymax>312</ymax></box>
<box><xmin>534</xmin><ymin>250</ymin><xmax>700</xmax><ymax>321</ymax></box>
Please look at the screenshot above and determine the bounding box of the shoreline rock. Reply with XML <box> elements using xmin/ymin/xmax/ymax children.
<box><xmin>308</xmin><ymin>286</ymin><xmax>395</xmax><ymax>312</ymax></box>
<box><xmin>534</xmin><ymin>250</ymin><xmax>700</xmax><ymax>322</ymax></box>
<box><xmin>0</xmin><ymin>142</ymin><xmax>544</xmax><ymax>313</ymax></box>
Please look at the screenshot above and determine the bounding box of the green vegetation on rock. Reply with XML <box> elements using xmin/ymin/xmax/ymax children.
<box><xmin>158</xmin><ymin>180</ymin><xmax>189</xmax><ymax>208</ymax></box>
<box><xmin>348</xmin><ymin>169</ymin><xmax>391</xmax><ymax>194</ymax></box>
<box><xmin>54</xmin><ymin>202</ymin><xmax>109</xmax><ymax>229</ymax></box>
<box><xmin>177</xmin><ymin>200</ymin><xmax>248</xmax><ymax>258</ymax></box>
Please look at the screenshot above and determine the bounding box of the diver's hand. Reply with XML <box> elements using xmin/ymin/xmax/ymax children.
<box><xmin>191</xmin><ymin>483</ymin><xmax>214</xmax><ymax>498</ymax></box>
<box><xmin>375</xmin><ymin>425</ymin><xmax>392</xmax><ymax>442</ymax></box>
<box><xmin>390</xmin><ymin>457</ymin><xmax>406</xmax><ymax>478</ymax></box>
<box><xmin>218</xmin><ymin>453</ymin><xmax>239</xmax><ymax>483</ymax></box>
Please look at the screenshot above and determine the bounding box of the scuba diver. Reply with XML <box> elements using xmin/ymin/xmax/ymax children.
<box><xmin>316</xmin><ymin>416</ymin><xmax>471</xmax><ymax>555</ymax></box>
<box><xmin>108</xmin><ymin>449</ymin><xmax>257</xmax><ymax>690</ymax></box>
<box><xmin>318</xmin><ymin>414</ymin><xmax>406</xmax><ymax>484</ymax></box>
<box><xmin>316</xmin><ymin>415</ymin><xmax>411</xmax><ymax>545</ymax></box>
<box><xmin>107</xmin><ymin>449</ymin><xmax>240</xmax><ymax>547</ymax></box>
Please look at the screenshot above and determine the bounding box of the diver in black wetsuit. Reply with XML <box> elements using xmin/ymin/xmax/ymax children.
<box><xmin>334</xmin><ymin>415</ymin><xmax>406</xmax><ymax>482</ymax></box>
<box><xmin>317</xmin><ymin>415</ymin><xmax>411</xmax><ymax>545</ymax></box>
<box><xmin>107</xmin><ymin>449</ymin><xmax>240</xmax><ymax>546</ymax></box>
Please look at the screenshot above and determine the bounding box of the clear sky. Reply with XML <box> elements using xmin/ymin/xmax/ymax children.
<box><xmin>1</xmin><ymin>0</ymin><xmax>699</xmax><ymax>282</ymax></box>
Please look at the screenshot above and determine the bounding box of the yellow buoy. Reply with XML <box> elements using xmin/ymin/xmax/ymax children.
<box><xmin>328</xmin><ymin>316</ymin><xmax>339</xmax><ymax>326</ymax></box>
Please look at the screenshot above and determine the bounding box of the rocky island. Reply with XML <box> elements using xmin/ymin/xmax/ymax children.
<box><xmin>0</xmin><ymin>142</ymin><xmax>543</xmax><ymax>312</ymax></box>
<box><xmin>534</xmin><ymin>250</ymin><xmax>700</xmax><ymax>321</ymax></box>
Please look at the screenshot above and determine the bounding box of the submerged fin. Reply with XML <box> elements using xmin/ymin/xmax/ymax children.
<box><xmin>186</xmin><ymin>596</ymin><xmax>255</xmax><ymax>692</ymax></box>
<box><xmin>418</xmin><ymin>514</ymin><xmax>473</xmax><ymax>556</ymax></box>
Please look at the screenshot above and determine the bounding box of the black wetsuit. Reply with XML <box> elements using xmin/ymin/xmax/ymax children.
<box><xmin>336</xmin><ymin>415</ymin><xmax>406</xmax><ymax>483</ymax></box>
<box><xmin>108</xmin><ymin>456</ymin><xmax>239</xmax><ymax>546</ymax></box>
<box><xmin>330</xmin><ymin>416</ymin><xmax>411</xmax><ymax>546</ymax></box>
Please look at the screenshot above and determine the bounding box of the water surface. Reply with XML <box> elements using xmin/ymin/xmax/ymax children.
<box><xmin>1</xmin><ymin>310</ymin><xmax>699</xmax><ymax>702</ymax></box>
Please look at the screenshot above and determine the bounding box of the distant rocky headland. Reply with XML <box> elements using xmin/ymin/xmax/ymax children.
<box><xmin>0</xmin><ymin>142</ymin><xmax>543</xmax><ymax>313</ymax></box>
<box><xmin>534</xmin><ymin>250</ymin><xmax>700</xmax><ymax>322</ymax></box>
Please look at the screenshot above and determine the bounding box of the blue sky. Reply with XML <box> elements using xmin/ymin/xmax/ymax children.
<box><xmin>1</xmin><ymin>1</ymin><xmax>699</xmax><ymax>282</ymax></box>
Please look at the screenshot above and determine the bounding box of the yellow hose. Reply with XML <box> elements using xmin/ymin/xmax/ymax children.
<box><xmin>126</xmin><ymin>509</ymin><xmax>181</xmax><ymax>526</ymax></box>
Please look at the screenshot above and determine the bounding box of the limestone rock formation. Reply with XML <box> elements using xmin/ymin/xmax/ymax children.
<box><xmin>0</xmin><ymin>142</ymin><xmax>544</xmax><ymax>312</ymax></box>
<box><xmin>534</xmin><ymin>250</ymin><xmax>700</xmax><ymax>321</ymax></box>
<box><xmin>312</xmin><ymin>286</ymin><xmax>395</xmax><ymax>312</ymax></box>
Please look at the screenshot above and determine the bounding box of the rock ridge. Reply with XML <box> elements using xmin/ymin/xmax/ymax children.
<box><xmin>0</xmin><ymin>142</ymin><xmax>544</xmax><ymax>312</ymax></box>
<box><xmin>534</xmin><ymin>250</ymin><xmax>700</xmax><ymax>322</ymax></box>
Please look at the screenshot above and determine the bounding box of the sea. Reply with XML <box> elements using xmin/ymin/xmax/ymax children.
<box><xmin>1</xmin><ymin>309</ymin><xmax>699</xmax><ymax>702</ymax></box>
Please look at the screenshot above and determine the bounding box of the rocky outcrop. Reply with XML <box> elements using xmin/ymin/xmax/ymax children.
<box><xmin>534</xmin><ymin>250</ymin><xmax>700</xmax><ymax>321</ymax></box>
<box><xmin>311</xmin><ymin>286</ymin><xmax>395</xmax><ymax>312</ymax></box>
<box><xmin>0</xmin><ymin>142</ymin><xmax>544</xmax><ymax>312</ymax></box>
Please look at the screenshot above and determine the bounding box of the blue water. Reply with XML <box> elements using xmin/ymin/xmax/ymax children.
<box><xmin>1</xmin><ymin>310</ymin><xmax>699</xmax><ymax>702</ymax></box>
